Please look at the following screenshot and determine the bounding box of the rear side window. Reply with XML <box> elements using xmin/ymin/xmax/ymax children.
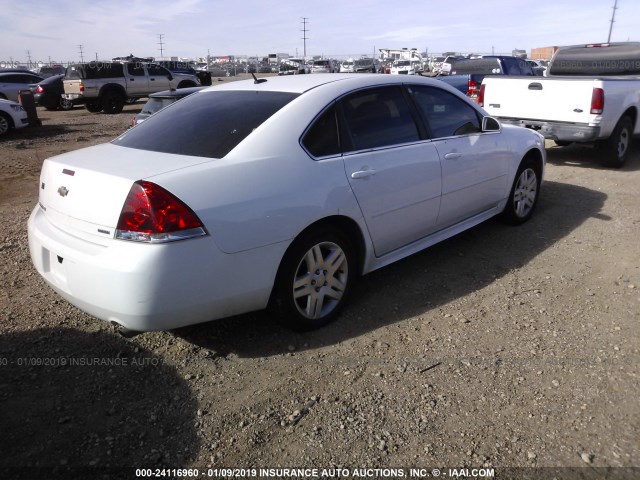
<box><xmin>65</xmin><ymin>63</ymin><xmax>124</xmax><ymax>79</ymax></box>
<box><xmin>302</xmin><ymin>104</ymin><xmax>340</xmax><ymax>157</ymax></box>
<box><xmin>113</xmin><ymin>91</ymin><xmax>299</xmax><ymax>159</ymax></box>
<box><xmin>147</xmin><ymin>64</ymin><xmax>169</xmax><ymax>76</ymax></box>
<box><xmin>339</xmin><ymin>86</ymin><xmax>420</xmax><ymax>152</ymax></box>
<box><xmin>410</xmin><ymin>86</ymin><xmax>481</xmax><ymax>138</ymax></box>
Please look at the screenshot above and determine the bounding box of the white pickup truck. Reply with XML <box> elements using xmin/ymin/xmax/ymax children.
<box><xmin>480</xmin><ymin>42</ymin><xmax>640</xmax><ymax>167</ymax></box>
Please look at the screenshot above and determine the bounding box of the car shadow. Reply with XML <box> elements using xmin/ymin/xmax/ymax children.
<box><xmin>0</xmin><ymin>328</ymin><xmax>199</xmax><ymax>479</ymax></box>
<box><xmin>174</xmin><ymin>180</ymin><xmax>608</xmax><ymax>358</ymax></box>
<box><xmin>546</xmin><ymin>140</ymin><xmax>640</xmax><ymax>172</ymax></box>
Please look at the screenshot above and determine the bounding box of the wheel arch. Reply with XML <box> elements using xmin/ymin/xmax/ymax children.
<box><xmin>98</xmin><ymin>84</ymin><xmax>127</xmax><ymax>99</ymax></box>
<box><xmin>522</xmin><ymin>146</ymin><xmax>544</xmax><ymax>177</ymax></box>
<box><xmin>620</xmin><ymin>107</ymin><xmax>637</xmax><ymax>131</ymax></box>
<box><xmin>272</xmin><ymin>215</ymin><xmax>367</xmax><ymax>289</ymax></box>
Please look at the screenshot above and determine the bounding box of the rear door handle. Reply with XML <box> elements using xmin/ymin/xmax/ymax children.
<box><xmin>444</xmin><ymin>152</ymin><xmax>462</xmax><ymax>160</ymax></box>
<box><xmin>351</xmin><ymin>169</ymin><xmax>376</xmax><ymax>179</ymax></box>
<box><xmin>528</xmin><ymin>82</ymin><xmax>543</xmax><ymax>90</ymax></box>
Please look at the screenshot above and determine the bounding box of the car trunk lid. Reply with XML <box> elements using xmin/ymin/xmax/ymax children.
<box><xmin>38</xmin><ymin>143</ymin><xmax>209</xmax><ymax>243</ymax></box>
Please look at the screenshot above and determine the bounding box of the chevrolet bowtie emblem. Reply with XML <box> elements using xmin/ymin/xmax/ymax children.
<box><xmin>57</xmin><ymin>186</ymin><xmax>69</xmax><ymax>197</ymax></box>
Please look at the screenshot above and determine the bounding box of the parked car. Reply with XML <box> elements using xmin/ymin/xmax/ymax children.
<box><xmin>63</xmin><ymin>61</ymin><xmax>200</xmax><ymax>114</ymax></box>
<box><xmin>132</xmin><ymin>86</ymin><xmax>206</xmax><ymax>126</ymax></box>
<box><xmin>340</xmin><ymin>59</ymin><xmax>355</xmax><ymax>73</ymax></box>
<box><xmin>279</xmin><ymin>58</ymin><xmax>309</xmax><ymax>75</ymax></box>
<box><xmin>525</xmin><ymin>59</ymin><xmax>547</xmax><ymax>76</ymax></box>
<box><xmin>390</xmin><ymin>59</ymin><xmax>419</xmax><ymax>75</ymax></box>
<box><xmin>0</xmin><ymin>71</ymin><xmax>44</xmax><ymax>102</ymax></box>
<box><xmin>32</xmin><ymin>74</ymin><xmax>78</xmax><ymax>111</ymax></box>
<box><xmin>354</xmin><ymin>58</ymin><xmax>379</xmax><ymax>73</ymax></box>
<box><xmin>310</xmin><ymin>59</ymin><xmax>336</xmax><ymax>73</ymax></box>
<box><xmin>438</xmin><ymin>56</ymin><xmax>536</xmax><ymax>101</ymax></box>
<box><xmin>0</xmin><ymin>98</ymin><xmax>29</xmax><ymax>136</ymax></box>
<box><xmin>28</xmin><ymin>74</ymin><xmax>546</xmax><ymax>335</ymax></box>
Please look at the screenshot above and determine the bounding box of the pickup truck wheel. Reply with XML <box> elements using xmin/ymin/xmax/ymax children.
<box><xmin>85</xmin><ymin>100</ymin><xmax>102</xmax><ymax>113</ymax></box>
<box><xmin>500</xmin><ymin>158</ymin><xmax>541</xmax><ymax>225</ymax></box>
<box><xmin>599</xmin><ymin>116</ymin><xmax>633</xmax><ymax>168</ymax></box>
<box><xmin>101</xmin><ymin>92</ymin><xmax>125</xmax><ymax>114</ymax></box>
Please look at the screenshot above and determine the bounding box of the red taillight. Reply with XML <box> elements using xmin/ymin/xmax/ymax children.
<box><xmin>478</xmin><ymin>83</ymin><xmax>486</xmax><ymax>107</ymax></box>
<box><xmin>115</xmin><ymin>181</ymin><xmax>206</xmax><ymax>243</ymax></box>
<box><xmin>590</xmin><ymin>88</ymin><xmax>604</xmax><ymax>114</ymax></box>
<box><xmin>79</xmin><ymin>81</ymin><xmax>84</xmax><ymax>92</ymax></box>
<box><xmin>35</xmin><ymin>85</ymin><xmax>44</xmax><ymax>94</ymax></box>
<box><xmin>467</xmin><ymin>79</ymin><xmax>478</xmax><ymax>99</ymax></box>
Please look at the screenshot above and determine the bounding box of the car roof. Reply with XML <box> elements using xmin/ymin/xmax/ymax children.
<box><xmin>0</xmin><ymin>71</ymin><xmax>43</xmax><ymax>78</ymax></box>
<box><xmin>199</xmin><ymin>73</ymin><xmax>467</xmax><ymax>98</ymax></box>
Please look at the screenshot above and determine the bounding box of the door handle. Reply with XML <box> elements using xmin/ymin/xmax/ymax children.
<box><xmin>351</xmin><ymin>169</ymin><xmax>376</xmax><ymax>179</ymax></box>
<box><xmin>444</xmin><ymin>152</ymin><xmax>462</xmax><ymax>160</ymax></box>
<box><xmin>150</xmin><ymin>78</ymin><xmax>155</xmax><ymax>81</ymax></box>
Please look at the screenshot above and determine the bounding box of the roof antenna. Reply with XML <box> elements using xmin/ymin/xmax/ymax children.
<box><xmin>251</xmin><ymin>72</ymin><xmax>267</xmax><ymax>84</ymax></box>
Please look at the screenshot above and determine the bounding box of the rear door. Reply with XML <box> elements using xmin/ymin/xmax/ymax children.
<box><xmin>339</xmin><ymin>86</ymin><xmax>442</xmax><ymax>256</ymax></box>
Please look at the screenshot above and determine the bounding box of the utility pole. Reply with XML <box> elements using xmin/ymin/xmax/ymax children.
<box><xmin>78</xmin><ymin>44</ymin><xmax>85</xmax><ymax>63</ymax></box>
<box><xmin>607</xmin><ymin>0</ymin><xmax>618</xmax><ymax>43</ymax></box>
<box><xmin>26</xmin><ymin>50</ymin><xmax>32</xmax><ymax>69</ymax></box>
<box><xmin>300</xmin><ymin>17</ymin><xmax>309</xmax><ymax>59</ymax></box>
<box><xmin>158</xmin><ymin>34</ymin><xmax>165</xmax><ymax>58</ymax></box>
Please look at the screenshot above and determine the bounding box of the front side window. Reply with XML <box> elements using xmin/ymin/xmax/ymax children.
<box><xmin>147</xmin><ymin>64</ymin><xmax>169</xmax><ymax>76</ymax></box>
<box><xmin>113</xmin><ymin>90</ymin><xmax>299</xmax><ymax>159</ymax></box>
<box><xmin>339</xmin><ymin>86</ymin><xmax>420</xmax><ymax>152</ymax></box>
<box><xmin>409</xmin><ymin>86</ymin><xmax>481</xmax><ymax>138</ymax></box>
<box><xmin>127</xmin><ymin>64</ymin><xmax>145</xmax><ymax>76</ymax></box>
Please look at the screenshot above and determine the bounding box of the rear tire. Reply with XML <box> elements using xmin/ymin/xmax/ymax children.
<box><xmin>101</xmin><ymin>92</ymin><xmax>125</xmax><ymax>114</ymax></box>
<box><xmin>500</xmin><ymin>157</ymin><xmax>541</xmax><ymax>225</ymax></box>
<box><xmin>0</xmin><ymin>112</ymin><xmax>13</xmax><ymax>136</ymax></box>
<box><xmin>270</xmin><ymin>227</ymin><xmax>356</xmax><ymax>331</ymax></box>
<box><xmin>597</xmin><ymin>116</ymin><xmax>633</xmax><ymax>168</ymax></box>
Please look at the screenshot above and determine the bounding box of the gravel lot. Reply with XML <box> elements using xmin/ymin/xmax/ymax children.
<box><xmin>1</xmin><ymin>77</ymin><xmax>638</xmax><ymax>479</ymax></box>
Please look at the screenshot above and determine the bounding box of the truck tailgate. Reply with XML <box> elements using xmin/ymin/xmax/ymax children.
<box><xmin>482</xmin><ymin>77</ymin><xmax>596</xmax><ymax>124</ymax></box>
<box><xmin>63</xmin><ymin>79</ymin><xmax>83</xmax><ymax>95</ymax></box>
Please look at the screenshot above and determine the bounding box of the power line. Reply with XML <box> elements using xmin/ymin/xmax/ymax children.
<box><xmin>78</xmin><ymin>44</ymin><xmax>85</xmax><ymax>63</ymax></box>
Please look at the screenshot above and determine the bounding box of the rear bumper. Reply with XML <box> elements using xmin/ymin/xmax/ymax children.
<box><xmin>496</xmin><ymin>118</ymin><xmax>601</xmax><ymax>142</ymax></box>
<box><xmin>27</xmin><ymin>205</ymin><xmax>283</xmax><ymax>332</ymax></box>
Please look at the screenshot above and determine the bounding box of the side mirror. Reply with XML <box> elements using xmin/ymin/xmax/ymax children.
<box><xmin>167</xmin><ymin>73</ymin><xmax>173</xmax><ymax>81</ymax></box>
<box><xmin>482</xmin><ymin>116</ymin><xmax>501</xmax><ymax>132</ymax></box>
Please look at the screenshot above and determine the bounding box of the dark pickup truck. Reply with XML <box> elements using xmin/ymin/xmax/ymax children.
<box><xmin>437</xmin><ymin>56</ymin><xmax>535</xmax><ymax>101</ymax></box>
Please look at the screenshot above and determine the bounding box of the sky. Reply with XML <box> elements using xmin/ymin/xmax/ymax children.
<box><xmin>0</xmin><ymin>0</ymin><xmax>637</xmax><ymax>65</ymax></box>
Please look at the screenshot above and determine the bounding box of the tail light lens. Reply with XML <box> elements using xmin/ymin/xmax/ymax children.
<box><xmin>478</xmin><ymin>83</ymin><xmax>486</xmax><ymax>107</ymax></box>
<box><xmin>79</xmin><ymin>81</ymin><xmax>85</xmax><ymax>92</ymax></box>
<box><xmin>467</xmin><ymin>80</ymin><xmax>478</xmax><ymax>99</ymax></box>
<box><xmin>115</xmin><ymin>181</ymin><xmax>206</xmax><ymax>243</ymax></box>
<box><xmin>590</xmin><ymin>88</ymin><xmax>604</xmax><ymax>114</ymax></box>
<box><xmin>35</xmin><ymin>85</ymin><xmax>44</xmax><ymax>93</ymax></box>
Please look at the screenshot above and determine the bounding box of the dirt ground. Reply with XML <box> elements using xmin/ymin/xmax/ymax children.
<box><xmin>0</xmin><ymin>77</ymin><xmax>638</xmax><ymax>479</ymax></box>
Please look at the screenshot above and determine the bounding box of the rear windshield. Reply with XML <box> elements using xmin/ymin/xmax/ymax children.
<box><xmin>141</xmin><ymin>98</ymin><xmax>177</xmax><ymax>115</ymax></box>
<box><xmin>65</xmin><ymin>62</ymin><xmax>124</xmax><ymax>79</ymax></box>
<box><xmin>113</xmin><ymin>90</ymin><xmax>299</xmax><ymax>159</ymax></box>
<box><xmin>549</xmin><ymin>43</ymin><xmax>640</xmax><ymax>76</ymax></box>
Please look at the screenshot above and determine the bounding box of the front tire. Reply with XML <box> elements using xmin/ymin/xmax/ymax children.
<box><xmin>270</xmin><ymin>228</ymin><xmax>356</xmax><ymax>331</ymax></box>
<box><xmin>598</xmin><ymin>116</ymin><xmax>633</xmax><ymax>168</ymax></box>
<box><xmin>59</xmin><ymin>97</ymin><xmax>74</xmax><ymax>111</ymax></box>
<box><xmin>85</xmin><ymin>100</ymin><xmax>102</xmax><ymax>112</ymax></box>
<box><xmin>501</xmin><ymin>158</ymin><xmax>541</xmax><ymax>225</ymax></box>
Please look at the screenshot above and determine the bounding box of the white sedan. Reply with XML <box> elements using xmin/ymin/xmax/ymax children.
<box><xmin>28</xmin><ymin>74</ymin><xmax>545</xmax><ymax>334</ymax></box>
<box><xmin>0</xmin><ymin>98</ymin><xmax>29</xmax><ymax>136</ymax></box>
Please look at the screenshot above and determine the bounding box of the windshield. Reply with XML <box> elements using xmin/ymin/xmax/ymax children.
<box><xmin>113</xmin><ymin>90</ymin><xmax>299</xmax><ymax>159</ymax></box>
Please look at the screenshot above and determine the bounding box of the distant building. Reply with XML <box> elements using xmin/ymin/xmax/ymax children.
<box><xmin>530</xmin><ymin>46</ymin><xmax>559</xmax><ymax>60</ymax></box>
